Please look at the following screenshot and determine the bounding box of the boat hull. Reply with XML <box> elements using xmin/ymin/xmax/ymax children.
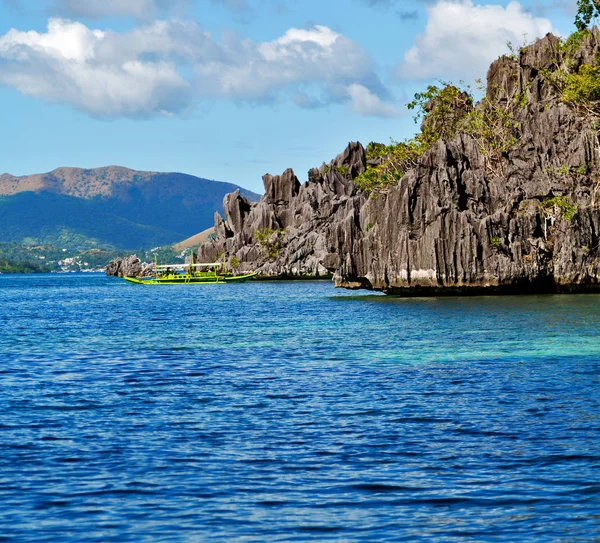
<box><xmin>124</xmin><ymin>272</ymin><xmax>257</xmax><ymax>285</ymax></box>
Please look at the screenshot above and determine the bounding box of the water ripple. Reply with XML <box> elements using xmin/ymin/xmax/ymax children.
<box><xmin>0</xmin><ymin>274</ymin><xmax>599</xmax><ymax>541</ymax></box>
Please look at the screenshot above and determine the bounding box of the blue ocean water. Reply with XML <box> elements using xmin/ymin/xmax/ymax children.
<box><xmin>0</xmin><ymin>273</ymin><xmax>599</xmax><ymax>542</ymax></box>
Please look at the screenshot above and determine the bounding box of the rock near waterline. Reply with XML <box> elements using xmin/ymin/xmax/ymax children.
<box><xmin>105</xmin><ymin>255</ymin><xmax>154</xmax><ymax>278</ymax></box>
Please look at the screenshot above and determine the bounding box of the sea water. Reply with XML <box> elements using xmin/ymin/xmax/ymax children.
<box><xmin>0</xmin><ymin>273</ymin><xmax>599</xmax><ymax>542</ymax></box>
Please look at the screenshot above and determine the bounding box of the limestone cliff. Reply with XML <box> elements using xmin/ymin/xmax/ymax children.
<box><xmin>195</xmin><ymin>33</ymin><xmax>600</xmax><ymax>294</ymax></box>
<box><xmin>197</xmin><ymin>142</ymin><xmax>367</xmax><ymax>278</ymax></box>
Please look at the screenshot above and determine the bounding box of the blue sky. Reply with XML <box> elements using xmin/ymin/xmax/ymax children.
<box><xmin>0</xmin><ymin>0</ymin><xmax>578</xmax><ymax>193</ymax></box>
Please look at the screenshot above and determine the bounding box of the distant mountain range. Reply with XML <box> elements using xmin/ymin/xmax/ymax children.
<box><xmin>0</xmin><ymin>166</ymin><xmax>259</xmax><ymax>251</ymax></box>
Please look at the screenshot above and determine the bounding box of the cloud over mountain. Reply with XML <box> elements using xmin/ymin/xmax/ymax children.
<box><xmin>0</xmin><ymin>17</ymin><xmax>396</xmax><ymax>118</ymax></box>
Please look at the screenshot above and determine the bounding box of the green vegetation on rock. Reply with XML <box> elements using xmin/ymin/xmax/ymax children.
<box><xmin>562</xmin><ymin>63</ymin><xmax>600</xmax><ymax>108</ymax></box>
<box><xmin>357</xmin><ymin>84</ymin><xmax>472</xmax><ymax>194</ymax></box>
<box><xmin>356</xmin><ymin>24</ymin><xmax>600</xmax><ymax>197</ymax></box>
<box><xmin>540</xmin><ymin>196</ymin><xmax>579</xmax><ymax>221</ymax></box>
<box><xmin>408</xmin><ymin>84</ymin><xmax>474</xmax><ymax>145</ymax></box>
<box><xmin>539</xmin><ymin>29</ymin><xmax>600</xmax><ymax>119</ymax></box>
<box><xmin>357</xmin><ymin>140</ymin><xmax>424</xmax><ymax>194</ymax></box>
<box><xmin>575</xmin><ymin>0</ymin><xmax>600</xmax><ymax>31</ymax></box>
<box><xmin>254</xmin><ymin>228</ymin><xmax>286</xmax><ymax>260</ymax></box>
<box><xmin>357</xmin><ymin>76</ymin><xmax>524</xmax><ymax>194</ymax></box>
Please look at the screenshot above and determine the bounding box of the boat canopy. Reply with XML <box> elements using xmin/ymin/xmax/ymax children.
<box><xmin>155</xmin><ymin>262</ymin><xmax>222</xmax><ymax>270</ymax></box>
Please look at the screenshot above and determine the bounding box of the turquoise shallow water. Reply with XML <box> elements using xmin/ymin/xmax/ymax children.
<box><xmin>1</xmin><ymin>273</ymin><xmax>599</xmax><ymax>542</ymax></box>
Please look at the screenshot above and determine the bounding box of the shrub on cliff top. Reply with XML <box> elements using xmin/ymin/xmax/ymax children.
<box><xmin>541</xmin><ymin>29</ymin><xmax>600</xmax><ymax>118</ymax></box>
<box><xmin>357</xmin><ymin>84</ymin><xmax>474</xmax><ymax>195</ymax></box>
<box><xmin>562</xmin><ymin>63</ymin><xmax>600</xmax><ymax>109</ymax></box>
<box><xmin>408</xmin><ymin>84</ymin><xmax>474</xmax><ymax>145</ymax></box>
<box><xmin>358</xmin><ymin>140</ymin><xmax>424</xmax><ymax>193</ymax></box>
<box><xmin>358</xmin><ymin>26</ymin><xmax>600</xmax><ymax>197</ymax></box>
<box><xmin>357</xmin><ymin>76</ymin><xmax>524</xmax><ymax>194</ymax></box>
<box><xmin>575</xmin><ymin>0</ymin><xmax>600</xmax><ymax>31</ymax></box>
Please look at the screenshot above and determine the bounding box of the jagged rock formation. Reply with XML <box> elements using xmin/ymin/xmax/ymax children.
<box><xmin>105</xmin><ymin>255</ymin><xmax>154</xmax><ymax>278</ymax></box>
<box><xmin>198</xmin><ymin>33</ymin><xmax>600</xmax><ymax>294</ymax></box>
<box><xmin>197</xmin><ymin>142</ymin><xmax>367</xmax><ymax>278</ymax></box>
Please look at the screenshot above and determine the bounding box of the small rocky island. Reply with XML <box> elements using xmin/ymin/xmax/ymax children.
<box><xmin>110</xmin><ymin>30</ymin><xmax>600</xmax><ymax>295</ymax></box>
<box><xmin>105</xmin><ymin>255</ymin><xmax>155</xmax><ymax>279</ymax></box>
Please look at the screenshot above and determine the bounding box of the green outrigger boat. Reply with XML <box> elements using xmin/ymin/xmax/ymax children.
<box><xmin>125</xmin><ymin>256</ymin><xmax>256</xmax><ymax>285</ymax></box>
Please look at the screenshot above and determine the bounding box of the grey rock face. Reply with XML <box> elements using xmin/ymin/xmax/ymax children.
<box><xmin>198</xmin><ymin>33</ymin><xmax>600</xmax><ymax>294</ymax></box>
<box><xmin>197</xmin><ymin>142</ymin><xmax>366</xmax><ymax>278</ymax></box>
<box><xmin>105</xmin><ymin>255</ymin><xmax>154</xmax><ymax>278</ymax></box>
<box><xmin>333</xmin><ymin>33</ymin><xmax>600</xmax><ymax>294</ymax></box>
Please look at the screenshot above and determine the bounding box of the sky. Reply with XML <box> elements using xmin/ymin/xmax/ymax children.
<box><xmin>0</xmin><ymin>0</ymin><xmax>579</xmax><ymax>193</ymax></box>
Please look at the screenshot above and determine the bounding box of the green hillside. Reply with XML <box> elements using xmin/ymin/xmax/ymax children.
<box><xmin>0</xmin><ymin>170</ymin><xmax>259</xmax><ymax>251</ymax></box>
<box><xmin>0</xmin><ymin>257</ymin><xmax>49</xmax><ymax>274</ymax></box>
<box><xmin>0</xmin><ymin>192</ymin><xmax>184</xmax><ymax>250</ymax></box>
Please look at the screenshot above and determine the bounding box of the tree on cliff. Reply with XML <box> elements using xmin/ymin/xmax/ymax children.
<box><xmin>575</xmin><ymin>0</ymin><xmax>600</xmax><ymax>31</ymax></box>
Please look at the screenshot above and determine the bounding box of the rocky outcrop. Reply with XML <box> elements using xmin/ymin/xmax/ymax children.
<box><xmin>332</xmin><ymin>32</ymin><xmax>600</xmax><ymax>294</ymax></box>
<box><xmin>105</xmin><ymin>255</ymin><xmax>154</xmax><ymax>278</ymax></box>
<box><xmin>197</xmin><ymin>142</ymin><xmax>367</xmax><ymax>278</ymax></box>
<box><xmin>196</xmin><ymin>32</ymin><xmax>600</xmax><ymax>294</ymax></box>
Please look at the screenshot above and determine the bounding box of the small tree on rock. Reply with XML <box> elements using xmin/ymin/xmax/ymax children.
<box><xmin>575</xmin><ymin>0</ymin><xmax>600</xmax><ymax>31</ymax></box>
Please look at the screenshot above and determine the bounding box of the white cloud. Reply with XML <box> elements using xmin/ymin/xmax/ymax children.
<box><xmin>399</xmin><ymin>0</ymin><xmax>555</xmax><ymax>80</ymax></box>
<box><xmin>196</xmin><ymin>25</ymin><xmax>377</xmax><ymax>100</ymax></box>
<box><xmin>347</xmin><ymin>83</ymin><xmax>399</xmax><ymax>117</ymax></box>
<box><xmin>0</xmin><ymin>18</ymin><xmax>192</xmax><ymax>117</ymax></box>
<box><xmin>2</xmin><ymin>19</ymin><xmax>104</xmax><ymax>62</ymax></box>
<box><xmin>0</xmin><ymin>18</ymin><xmax>395</xmax><ymax>118</ymax></box>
